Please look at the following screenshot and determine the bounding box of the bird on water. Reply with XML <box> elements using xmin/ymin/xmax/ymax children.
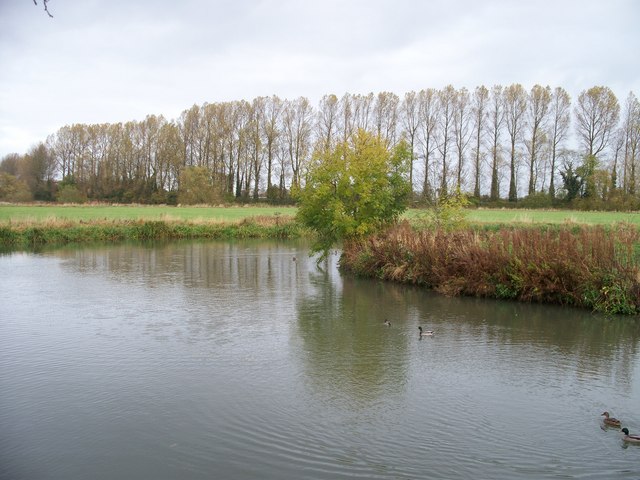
<box><xmin>621</xmin><ymin>428</ymin><xmax>640</xmax><ymax>443</ymax></box>
<box><xmin>601</xmin><ymin>411</ymin><xmax>621</xmax><ymax>427</ymax></box>
<box><xmin>418</xmin><ymin>326</ymin><xmax>433</xmax><ymax>336</ymax></box>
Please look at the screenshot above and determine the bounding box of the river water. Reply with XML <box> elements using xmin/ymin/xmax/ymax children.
<box><xmin>1</xmin><ymin>240</ymin><xmax>639</xmax><ymax>479</ymax></box>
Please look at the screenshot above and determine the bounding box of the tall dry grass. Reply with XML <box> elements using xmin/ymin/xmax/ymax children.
<box><xmin>341</xmin><ymin>221</ymin><xmax>640</xmax><ymax>315</ymax></box>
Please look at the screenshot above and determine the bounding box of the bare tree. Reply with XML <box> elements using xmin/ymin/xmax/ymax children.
<box><xmin>620</xmin><ymin>92</ymin><xmax>640</xmax><ymax>194</ymax></box>
<box><xmin>22</xmin><ymin>143</ymin><xmax>56</xmax><ymax>199</ymax></box>
<box><xmin>548</xmin><ymin>87</ymin><xmax>571</xmax><ymax>199</ymax></box>
<box><xmin>574</xmin><ymin>86</ymin><xmax>620</xmax><ymax>158</ymax></box>
<box><xmin>156</xmin><ymin>121</ymin><xmax>183</xmax><ymax>192</ymax></box>
<box><xmin>316</xmin><ymin>94</ymin><xmax>339</xmax><ymax>151</ymax></box>
<box><xmin>248</xmin><ymin>97</ymin><xmax>266</xmax><ymax>198</ymax></box>
<box><xmin>453</xmin><ymin>87</ymin><xmax>472</xmax><ymax>190</ymax></box>
<box><xmin>338</xmin><ymin>93</ymin><xmax>355</xmax><ymax>143</ymax></box>
<box><xmin>471</xmin><ymin>86</ymin><xmax>489</xmax><ymax>197</ymax></box>
<box><xmin>503</xmin><ymin>84</ymin><xmax>528</xmax><ymax>201</ymax></box>
<box><xmin>525</xmin><ymin>85</ymin><xmax>552</xmax><ymax>195</ymax></box>
<box><xmin>178</xmin><ymin>105</ymin><xmax>201</xmax><ymax>167</ymax></box>
<box><xmin>400</xmin><ymin>91</ymin><xmax>421</xmax><ymax>196</ymax></box>
<box><xmin>263</xmin><ymin>96</ymin><xmax>283</xmax><ymax>191</ymax></box>
<box><xmin>282</xmin><ymin>97</ymin><xmax>313</xmax><ymax>190</ymax></box>
<box><xmin>373</xmin><ymin>91</ymin><xmax>400</xmax><ymax>147</ymax></box>
<box><xmin>437</xmin><ymin>85</ymin><xmax>456</xmax><ymax>197</ymax></box>
<box><xmin>352</xmin><ymin>93</ymin><xmax>375</xmax><ymax>132</ymax></box>
<box><xmin>488</xmin><ymin>85</ymin><xmax>504</xmax><ymax>200</ymax></box>
<box><xmin>418</xmin><ymin>89</ymin><xmax>439</xmax><ymax>201</ymax></box>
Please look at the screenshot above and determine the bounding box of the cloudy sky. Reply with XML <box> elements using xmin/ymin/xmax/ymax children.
<box><xmin>0</xmin><ymin>0</ymin><xmax>638</xmax><ymax>158</ymax></box>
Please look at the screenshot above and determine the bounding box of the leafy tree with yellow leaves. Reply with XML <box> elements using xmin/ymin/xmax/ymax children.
<box><xmin>296</xmin><ymin>129</ymin><xmax>410</xmax><ymax>261</ymax></box>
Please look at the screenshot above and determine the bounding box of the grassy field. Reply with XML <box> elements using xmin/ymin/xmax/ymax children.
<box><xmin>1</xmin><ymin>204</ymin><xmax>638</xmax><ymax>226</ymax></box>
<box><xmin>407</xmin><ymin>208</ymin><xmax>640</xmax><ymax>226</ymax></box>
<box><xmin>0</xmin><ymin>204</ymin><xmax>297</xmax><ymax>224</ymax></box>
<box><xmin>465</xmin><ymin>209</ymin><xmax>640</xmax><ymax>225</ymax></box>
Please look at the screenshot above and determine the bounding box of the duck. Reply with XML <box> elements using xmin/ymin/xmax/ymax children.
<box><xmin>601</xmin><ymin>411</ymin><xmax>621</xmax><ymax>427</ymax></box>
<box><xmin>418</xmin><ymin>326</ymin><xmax>433</xmax><ymax>336</ymax></box>
<box><xmin>621</xmin><ymin>428</ymin><xmax>640</xmax><ymax>443</ymax></box>
<box><xmin>384</xmin><ymin>319</ymin><xmax>391</xmax><ymax>327</ymax></box>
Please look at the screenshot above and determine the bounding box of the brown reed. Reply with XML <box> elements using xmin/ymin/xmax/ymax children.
<box><xmin>341</xmin><ymin>221</ymin><xmax>640</xmax><ymax>315</ymax></box>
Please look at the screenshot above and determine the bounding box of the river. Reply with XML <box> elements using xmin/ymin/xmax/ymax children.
<box><xmin>1</xmin><ymin>240</ymin><xmax>639</xmax><ymax>479</ymax></box>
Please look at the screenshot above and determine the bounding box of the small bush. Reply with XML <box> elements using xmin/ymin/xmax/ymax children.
<box><xmin>519</xmin><ymin>192</ymin><xmax>553</xmax><ymax>209</ymax></box>
<box><xmin>57</xmin><ymin>185</ymin><xmax>87</xmax><ymax>204</ymax></box>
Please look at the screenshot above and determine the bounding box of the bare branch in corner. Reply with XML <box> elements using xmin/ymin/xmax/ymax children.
<box><xmin>33</xmin><ymin>0</ymin><xmax>54</xmax><ymax>18</ymax></box>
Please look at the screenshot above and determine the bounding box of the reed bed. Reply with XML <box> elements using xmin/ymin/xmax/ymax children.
<box><xmin>341</xmin><ymin>221</ymin><xmax>640</xmax><ymax>315</ymax></box>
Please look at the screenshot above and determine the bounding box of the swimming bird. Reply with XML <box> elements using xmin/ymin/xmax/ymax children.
<box><xmin>621</xmin><ymin>428</ymin><xmax>640</xmax><ymax>443</ymax></box>
<box><xmin>601</xmin><ymin>411</ymin><xmax>621</xmax><ymax>427</ymax></box>
<box><xmin>384</xmin><ymin>319</ymin><xmax>391</xmax><ymax>327</ymax></box>
<box><xmin>418</xmin><ymin>326</ymin><xmax>433</xmax><ymax>336</ymax></box>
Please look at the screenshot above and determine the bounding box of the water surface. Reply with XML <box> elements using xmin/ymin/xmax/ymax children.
<box><xmin>1</xmin><ymin>240</ymin><xmax>639</xmax><ymax>479</ymax></box>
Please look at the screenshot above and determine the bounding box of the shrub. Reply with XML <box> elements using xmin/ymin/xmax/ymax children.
<box><xmin>519</xmin><ymin>192</ymin><xmax>553</xmax><ymax>209</ymax></box>
<box><xmin>0</xmin><ymin>172</ymin><xmax>32</xmax><ymax>202</ymax></box>
<box><xmin>57</xmin><ymin>184</ymin><xmax>87</xmax><ymax>204</ymax></box>
<box><xmin>418</xmin><ymin>189</ymin><xmax>470</xmax><ymax>231</ymax></box>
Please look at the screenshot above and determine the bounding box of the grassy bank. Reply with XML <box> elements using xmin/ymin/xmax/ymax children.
<box><xmin>0</xmin><ymin>204</ymin><xmax>297</xmax><ymax>223</ymax></box>
<box><xmin>404</xmin><ymin>208</ymin><xmax>640</xmax><ymax>226</ymax></box>
<box><xmin>0</xmin><ymin>215</ymin><xmax>305</xmax><ymax>250</ymax></box>
<box><xmin>3</xmin><ymin>203</ymin><xmax>640</xmax><ymax>314</ymax></box>
<box><xmin>2</xmin><ymin>204</ymin><xmax>639</xmax><ymax>226</ymax></box>
<box><xmin>341</xmin><ymin>221</ymin><xmax>640</xmax><ymax>315</ymax></box>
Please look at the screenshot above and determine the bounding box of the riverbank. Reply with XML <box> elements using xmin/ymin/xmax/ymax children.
<box><xmin>3</xmin><ymin>204</ymin><xmax>640</xmax><ymax>315</ymax></box>
<box><xmin>340</xmin><ymin>221</ymin><xmax>640</xmax><ymax>315</ymax></box>
<box><xmin>0</xmin><ymin>215</ymin><xmax>305</xmax><ymax>250</ymax></box>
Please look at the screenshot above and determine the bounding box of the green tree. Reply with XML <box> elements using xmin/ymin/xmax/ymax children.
<box><xmin>0</xmin><ymin>172</ymin><xmax>32</xmax><ymax>202</ymax></box>
<box><xmin>577</xmin><ymin>154</ymin><xmax>599</xmax><ymax>198</ymax></box>
<box><xmin>177</xmin><ymin>166</ymin><xmax>220</xmax><ymax>205</ymax></box>
<box><xmin>56</xmin><ymin>175</ymin><xmax>87</xmax><ymax>203</ymax></box>
<box><xmin>296</xmin><ymin>130</ymin><xmax>410</xmax><ymax>261</ymax></box>
<box><xmin>560</xmin><ymin>161</ymin><xmax>583</xmax><ymax>202</ymax></box>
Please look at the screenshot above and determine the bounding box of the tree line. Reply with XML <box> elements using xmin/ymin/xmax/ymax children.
<box><xmin>1</xmin><ymin>85</ymin><xmax>638</xmax><ymax>209</ymax></box>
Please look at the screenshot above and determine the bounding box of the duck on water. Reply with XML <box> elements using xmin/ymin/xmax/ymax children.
<box><xmin>418</xmin><ymin>326</ymin><xmax>433</xmax><ymax>337</ymax></box>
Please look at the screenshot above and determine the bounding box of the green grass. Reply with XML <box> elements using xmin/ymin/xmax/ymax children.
<box><xmin>0</xmin><ymin>204</ymin><xmax>297</xmax><ymax>224</ymax></box>
<box><xmin>404</xmin><ymin>208</ymin><xmax>640</xmax><ymax>226</ymax></box>
<box><xmin>1</xmin><ymin>204</ymin><xmax>638</xmax><ymax>227</ymax></box>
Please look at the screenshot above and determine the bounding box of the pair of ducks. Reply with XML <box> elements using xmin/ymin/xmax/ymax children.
<box><xmin>601</xmin><ymin>412</ymin><xmax>640</xmax><ymax>443</ymax></box>
<box><xmin>382</xmin><ymin>320</ymin><xmax>434</xmax><ymax>336</ymax></box>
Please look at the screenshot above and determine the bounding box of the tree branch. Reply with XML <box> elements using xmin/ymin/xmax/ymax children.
<box><xmin>33</xmin><ymin>0</ymin><xmax>54</xmax><ymax>18</ymax></box>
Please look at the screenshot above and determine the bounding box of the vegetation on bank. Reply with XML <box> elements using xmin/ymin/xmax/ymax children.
<box><xmin>2</xmin><ymin>202</ymin><xmax>640</xmax><ymax>315</ymax></box>
<box><xmin>341</xmin><ymin>221</ymin><xmax>640</xmax><ymax>315</ymax></box>
<box><xmin>0</xmin><ymin>215</ymin><xmax>303</xmax><ymax>250</ymax></box>
<box><xmin>1</xmin><ymin>203</ymin><xmax>638</xmax><ymax>227</ymax></box>
<box><xmin>0</xmin><ymin>204</ymin><xmax>296</xmax><ymax>223</ymax></box>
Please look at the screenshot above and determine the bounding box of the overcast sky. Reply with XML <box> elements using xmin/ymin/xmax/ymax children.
<box><xmin>0</xmin><ymin>0</ymin><xmax>638</xmax><ymax>158</ymax></box>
